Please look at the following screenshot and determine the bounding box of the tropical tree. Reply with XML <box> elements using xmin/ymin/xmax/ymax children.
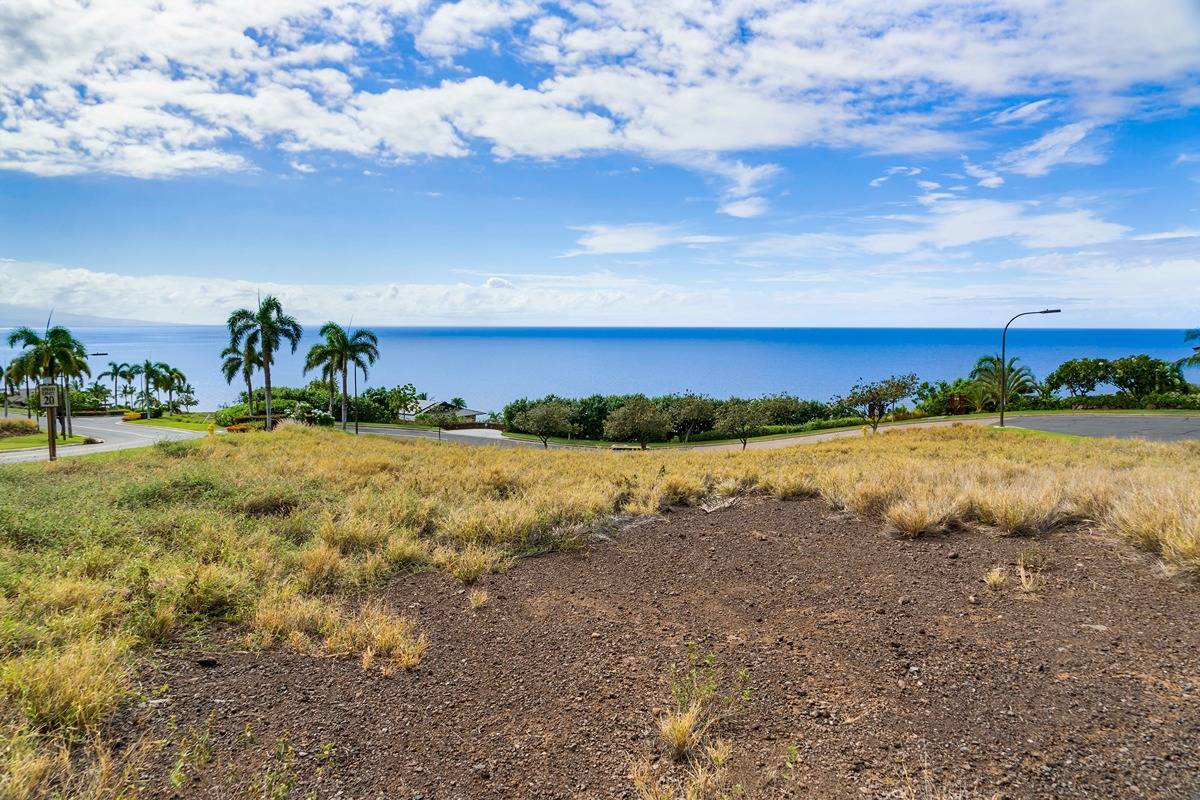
<box><xmin>8</xmin><ymin>353</ymin><xmax>37</xmax><ymax>419</ymax></box>
<box><xmin>1043</xmin><ymin>358</ymin><xmax>1112</xmax><ymax>398</ymax></box>
<box><xmin>514</xmin><ymin>400</ymin><xmax>575</xmax><ymax>447</ymax></box>
<box><xmin>669</xmin><ymin>394</ymin><xmax>716</xmax><ymax>443</ymax></box>
<box><xmin>1178</xmin><ymin>329</ymin><xmax>1200</xmax><ymax>370</ymax></box>
<box><xmin>835</xmin><ymin>373</ymin><xmax>919</xmax><ymax>431</ymax></box>
<box><xmin>98</xmin><ymin>361</ymin><xmax>128</xmax><ymax>410</ymax></box>
<box><xmin>969</xmin><ymin>356</ymin><xmax>1036</xmax><ymax>410</ymax></box>
<box><xmin>602</xmin><ymin>395</ymin><xmax>671</xmax><ymax>449</ymax></box>
<box><xmin>1109</xmin><ymin>354</ymin><xmax>1186</xmax><ymax>400</ymax></box>
<box><xmin>176</xmin><ymin>383</ymin><xmax>198</xmax><ymax>412</ymax></box>
<box><xmin>303</xmin><ymin>322</ymin><xmax>378</xmax><ymax>430</ymax></box>
<box><xmin>6</xmin><ymin>325</ymin><xmax>90</xmax><ymax>438</ymax></box>
<box><xmin>131</xmin><ymin>360</ymin><xmax>169</xmax><ymax>412</ymax></box>
<box><xmin>161</xmin><ymin>366</ymin><xmax>187</xmax><ymax>412</ymax></box>
<box><xmin>715</xmin><ymin>398</ymin><xmax>770</xmax><ymax>450</ymax></box>
<box><xmin>221</xmin><ymin>341</ymin><xmax>262</xmax><ymax>416</ymax></box>
<box><xmin>227</xmin><ymin>296</ymin><xmax>303</xmax><ymax>431</ymax></box>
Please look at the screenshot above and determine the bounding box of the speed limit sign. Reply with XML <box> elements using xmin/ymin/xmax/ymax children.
<box><xmin>38</xmin><ymin>384</ymin><xmax>59</xmax><ymax>408</ymax></box>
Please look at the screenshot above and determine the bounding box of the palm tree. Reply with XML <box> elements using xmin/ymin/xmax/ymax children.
<box><xmin>160</xmin><ymin>366</ymin><xmax>186</xmax><ymax>412</ymax></box>
<box><xmin>303</xmin><ymin>322</ymin><xmax>379</xmax><ymax>430</ymax></box>
<box><xmin>8</xmin><ymin>353</ymin><xmax>37</xmax><ymax>419</ymax></box>
<box><xmin>98</xmin><ymin>361</ymin><xmax>128</xmax><ymax>410</ymax></box>
<box><xmin>1178</xmin><ymin>329</ymin><xmax>1200</xmax><ymax>370</ymax></box>
<box><xmin>227</xmin><ymin>296</ymin><xmax>303</xmax><ymax>431</ymax></box>
<box><xmin>118</xmin><ymin>363</ymin><xmax>137</xmax><ymax>409</ymax></box>
<box><xmin>6</xmin><ymin>325</ymin><xmax>89</xmax><ymax>438</ymax></box>
<box><xmin>221</xmin><ymin>340</ymin><xmax>261</xmax><ymax>415</ymax></box>
<box><xmin>970</xmin><ymin>354</ymin><xmax>1037</xmax><ymax>410</ymax></box>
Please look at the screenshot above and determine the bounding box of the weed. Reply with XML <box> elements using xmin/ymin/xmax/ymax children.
<box><xmin>467</xmin><ymin>589</ymin><xmax>489</xmax><ymax>610</ymax></box>
<box><xmin>983</xmin><ymin>567</ymin><xmax>1007</xmax><ymax>590</ymax></box>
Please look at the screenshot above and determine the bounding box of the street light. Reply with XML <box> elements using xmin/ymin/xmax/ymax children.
<box><xmin>999</xmin><ymin>309</ymin><xmax>1061</xmax><ymax>427</ymax></box>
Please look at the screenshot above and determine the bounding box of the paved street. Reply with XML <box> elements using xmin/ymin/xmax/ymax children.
<box><xmin>0</xmin><ymin>414</ymin><xmax>204</xmax><ymax>464</ymax></box>
<box><xmin>1005</xmin><ymin>413</ymin><xmax>1200</xmax><ymax>442</ymax></box>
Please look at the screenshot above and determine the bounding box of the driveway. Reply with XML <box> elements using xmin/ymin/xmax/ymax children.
<box><xmin>0</xmin><ymin>415</ymin><xmax>205</xmax><ymax>464</ymax></box>
<box><xmin>359</xmin><ymin>425</ymin><xmax>541</xmax><ymax>449</ymax></box>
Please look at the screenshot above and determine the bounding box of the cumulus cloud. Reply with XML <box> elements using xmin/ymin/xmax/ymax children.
<box><xmin>1</xmin><ymin>0</ymin><xmax>1198</xmax><ymax>185</ymax></box>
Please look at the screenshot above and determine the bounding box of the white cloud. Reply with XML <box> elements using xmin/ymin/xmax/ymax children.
<box><xmin>289</xmin><ymin>160</ymin><xmax>317</xmax><ymax>173</ymax></box>
<box><xmin>1</xmin><ymin>0</ymin><xmax>1198</xmax><ymax>185</ymax></box>
<box><xmin>992</xmin><ymin>98</ymin><xmax>1057</xmax><ymax>125</ymax></box>
<box><xmin>565</xmin><ymin>224</ymin><xmax>729</xmax><ymax>256</ymax></box>
<box><xmin>1129</xmin><ymin>228</ymin><xmax>1200</xmax><ymax>241</ymax></box>
<box><xmin>1000</xmin><ymin>121</ymin><xmax>1106</xmax><ymax>176</ymax></box>
<box><xmin>0</xmin><ymin>260</ymin><xmax>709</xmax><ymax>326</ymax></box>
<box><xmin>718</xmin><ymin>197</ymin><xmax>769</xmax><ymax>218</ymax></box>
<box><xmin>740</xmin><ymin>197</ymin><xmax>1130</xmax><ymax>259</ymax></box>
<box><xmin>961</xmin><ymin>156</ymin><xmax>1004</xmax><ymax>188</ymax></box>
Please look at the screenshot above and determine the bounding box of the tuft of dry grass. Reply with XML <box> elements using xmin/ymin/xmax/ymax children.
<box><xmin>983</xmin><ymin>567</ymin><xmax>1007</xmax><ymax>589</ymax></box>
<box><xmin>467</xmin><ymin>588</ymin><xmax>489</xmax><ymax>610</ymax></box>
<box><xmin>2</xmin><ymin>424</ymin><xmax>1198</xmax><ymax>795</ymax></box>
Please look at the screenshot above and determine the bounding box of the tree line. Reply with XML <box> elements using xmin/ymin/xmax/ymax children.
<box><xmin>505</xmin><ymin>349</ymin><xmax>1199</xmax><ymax>449</ymax></box>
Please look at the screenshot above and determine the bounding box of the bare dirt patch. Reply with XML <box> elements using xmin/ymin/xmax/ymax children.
<box><xmin>119</xmin><ymin>499</ymin><xmax>1200</xmax><ymax>799</ymax></box>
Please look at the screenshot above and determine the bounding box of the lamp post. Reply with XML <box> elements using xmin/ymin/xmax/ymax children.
<box><xmin>1000</xmin><ymin>309</ymin><xmax>1061</xmax><ymax>427</ymax></box>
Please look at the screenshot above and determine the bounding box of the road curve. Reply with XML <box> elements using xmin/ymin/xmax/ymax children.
<box><xmin>0</xmin><ymin>415</ymin><xmax>205</xmax><ymax>465</ymax></box>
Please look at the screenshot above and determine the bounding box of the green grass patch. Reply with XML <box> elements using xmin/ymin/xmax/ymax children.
<box><xmin>128</xmin><ymin>413</ymin><xmax>219</xmax><ymax>432</ymax></box>
<box><xmin>0</xmin><ymin>434</ymin><xmax>88</xmax><ymax>452</ymax></box>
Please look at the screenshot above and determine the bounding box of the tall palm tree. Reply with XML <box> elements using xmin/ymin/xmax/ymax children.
<box><xmin>8</xmin><ymin>353</ymin><xmax>37</xmax><ymax>419</ymax></box>
<box><xmin>6</xmin><ymin>325</ymin><xmax>89</xmax><ymax>438</ymax></box>
<box><xmin>970</xmin><ymin>354</ymin><xmax>1037</xmax><ymax>410</ymax></box>
<box><xmin>221</xmin><ymin>340</ymin><xmax>262</xmax><ymax>415</ymax></box>
<box><xmin>118</xmin><ymin>363</ymin><xmax>137</xmax><ymax>409</ymax></box>
<box><xmin>303</xmin><ymin>322</ymin><xmax>379</xmax><ymax>430</ymax></box>
<box><xmin>227</xmin><ymin>296</ymin><xmax>302</xmax><ymax>431</ymax></box>
<box><xmin>1178</xmin><ymin>329</ymin><xmax>1200</xmax><ymax>370</ymax></box>
<box><xmin>98</xmin><ymin>361</ymin><xmax>128</xmax><ymax>410</ymax></box>
<box><xmin>156</xmin><ymin>365</ymin><xmax>186</xmax><ymax>412</ymax></box>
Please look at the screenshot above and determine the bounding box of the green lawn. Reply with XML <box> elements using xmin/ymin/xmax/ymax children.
<box><xmin>0</xmin><ymin>433</ymin><xmax>88</xmax><ymax>451</ymax></box>
<box><xmin>128</xmin><ymin>414</ymin><xmax>218</xmax><ymax>432</ymax></box>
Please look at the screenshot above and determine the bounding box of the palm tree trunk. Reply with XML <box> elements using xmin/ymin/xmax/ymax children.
<box><xmin>263</xmin><ymin>345</ymin><xmax>273</xmax><ymax>432</ymax></box>
<box><xmin>328</xmin><ymin>373</ymin><xmax>335</xmax><ymax>414</ymax></box>
<box><xmin>245</xmin><ymin>373</ymin><xmax>254</xmax><ymax>416</ymax></box>
<box><xmin>340</xmin><ymin>368</ymin><xmax>348</xmax><ymax>430</ymax></box>
<box><xmin>64</xmin><ymin>376</ymin><xmax>73</xmax><ymax>437</ymax></box>
<box><xmin>25</xmin><ymin>378</ymin><xmax>31</xmax><ymax>418</ymax></box>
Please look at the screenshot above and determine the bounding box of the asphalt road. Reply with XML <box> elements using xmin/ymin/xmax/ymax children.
<box><xmin>1005</xmin><ymin>413</ymin><xmax>1200</xmax><ymax>442</ymax></box>
<box><xmin>0</xmin><ymin>414</ymin><xmax>205</xmax><ymax>464</ymax></box>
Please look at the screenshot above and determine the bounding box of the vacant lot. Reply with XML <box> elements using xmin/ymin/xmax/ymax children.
<box><xmin>1</xmin><ymin>425</ymin><xmax>1197</xmax><ymax>798</ymax></box>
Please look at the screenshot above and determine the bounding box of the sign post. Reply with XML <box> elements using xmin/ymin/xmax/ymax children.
<box><xmin>39</xmin><ymin>384</ymin><xmax>59</xmax><ymax>461</ymax></box>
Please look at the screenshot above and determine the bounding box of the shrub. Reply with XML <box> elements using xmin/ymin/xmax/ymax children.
<box><xmin>0</xmin><ymin>418</ymin><xmax>38</xmax><ymax>438</ymax></box>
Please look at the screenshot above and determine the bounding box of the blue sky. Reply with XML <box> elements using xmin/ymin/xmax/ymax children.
<box><xmin>1</xmin><ymin>0</ymin><xmax>1199</xmax><ymax>327</ymax></box>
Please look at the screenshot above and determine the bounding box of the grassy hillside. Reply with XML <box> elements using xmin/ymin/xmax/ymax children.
<box><xmin>1</xmin><ymin>424</ymin><xmax>1197</xmax><ymax>796</ymax></box>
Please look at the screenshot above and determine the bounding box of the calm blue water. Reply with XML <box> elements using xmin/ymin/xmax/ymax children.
<box><xmin>2</xmin><ymin>327</ymin><xmax>1195</xmax><ymax>412</ymax></box>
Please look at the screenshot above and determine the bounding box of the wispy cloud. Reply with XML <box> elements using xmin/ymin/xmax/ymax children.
<box><xmin>564</xmin><ymin>224</ymin><xmax>729</xmax><ymax>256</ymax></box>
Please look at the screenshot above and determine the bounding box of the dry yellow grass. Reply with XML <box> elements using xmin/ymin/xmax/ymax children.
<box><xmin>1</xmin><ymin>423</ymin><xmax>1198</xmax><ymax>796</ymax></box>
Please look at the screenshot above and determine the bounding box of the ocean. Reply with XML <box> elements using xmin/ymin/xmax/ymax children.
<box><xmin>1</xmin><ymin>327</ymin><xmax>1195</xmax><ymax>413</ymax></box>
